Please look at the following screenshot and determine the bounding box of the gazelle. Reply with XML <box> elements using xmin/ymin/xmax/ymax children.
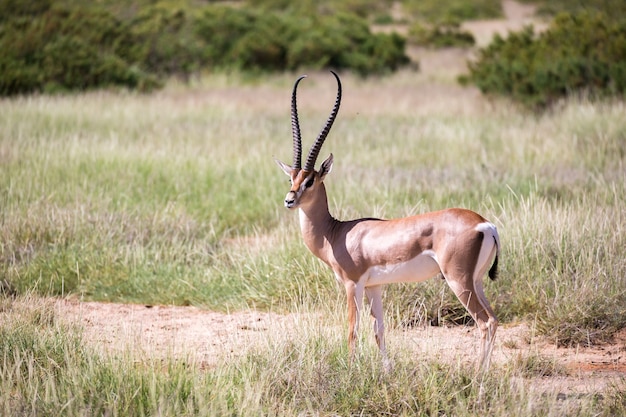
<box><xmin>275</xmin><ymin>71</ymin><xmax>500</xmax><ymax>372</ymax></box>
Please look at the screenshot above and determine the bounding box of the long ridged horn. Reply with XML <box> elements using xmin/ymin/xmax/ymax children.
<box><xmin>303</xmin><ymin>70</ymin><xmax>342</xmax><ymax>172</ymax></box>
<box><xmin>291</xmin><ymin>75</ymin><xmax>307</xmax><ymax>170</ymax></box>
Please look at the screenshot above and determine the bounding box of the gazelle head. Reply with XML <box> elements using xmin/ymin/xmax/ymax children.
<box><xmin>275</xmin><ymin>71</ymin><xmax>342</xmax><ymax>209</ymax></box>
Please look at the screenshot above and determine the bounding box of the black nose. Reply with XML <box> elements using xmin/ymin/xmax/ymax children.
<box><xmin>284</xmin><ymin>192</ymin><xmax>296</xmax><ymax>208</ymax></box>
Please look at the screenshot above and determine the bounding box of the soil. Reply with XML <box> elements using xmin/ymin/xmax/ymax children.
<box><xmin>55</xmin><ymin>299</ymin><xmax>626</xmax><ymax>399</ymax></box>
<box><xmin>462</xmin><ymin>0</ymin><xmax>548</xmax><ymax>47</ymax></box>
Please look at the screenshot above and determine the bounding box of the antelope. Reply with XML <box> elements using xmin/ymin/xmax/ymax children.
<box><xmin>275</xmin><ymin>71</ymin><xmax>500</xmax><ymax>372</ymax></box>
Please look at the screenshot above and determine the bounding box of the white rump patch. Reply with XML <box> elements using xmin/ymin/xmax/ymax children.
<box><xmin>474</xmin><ymin>222</ymin><xmax>500</xmax><ymax>248</ymax></box>
<box><xmin>474</xmin><ymin>222</ymin><xmax>500</xmax><ymax>274</ymax></box>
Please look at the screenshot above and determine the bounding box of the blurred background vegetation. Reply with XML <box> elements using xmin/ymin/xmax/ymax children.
<box><xmin>1</xmin><ymin>0</ymin><xmax>625</xmax><ymax>107</ymax></box>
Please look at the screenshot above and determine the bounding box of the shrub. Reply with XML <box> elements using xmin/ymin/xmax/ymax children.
<box><xmin>320</xmin><ymin>13</ymin><xmax>409</xmax><ymax>74</ymax></box>
<box><xmin>404</xmin><ymin>0</ymin><xmax>502</xmax><ymax>22</ymax></box>
<box><xmin>194</xmin><ymin>8</ymin><xmax>409</xmax><ymax>75</ymax></box>
<box><xmin>286</xmin><ymin>19</ymin><xmax>343</xmax><ymax>70</ymax></box>
<box><xmin>226</xmin><ymin>13</ymin><xmax>290</xmax><ymax>71</ymax></box>
<box><xmin>525</xmin><ymin>0</ymin><xmax>626</xmax><ymax>21</ymax></box>
<box><xmin>0</xmin><ymin>5</ymin><xmax>159</xmax><ymax>95</ymax></box>
<box><xmin>0</xmin><ymin>0</ymin><xmax>52</xmax><ymax>22</ymax></box>
<box><xmin>0</xmin><ymin>2</ymin><xmax>410</xmax><ymax>95</ymax></box>
<box><xmin>408</xmin><ymin>19</ymin><xmax>475</xmax><ymax>48</ymax></box>
<box><xmin>463</xmin><ymin>12</ymin><xmax>626</xmax><ymax>108</ymax></box>
<box><xmin>244</xmin><ymin>0</ymin><xmax>394</xmax><ymax>20</ymax></box>
<box><xmin>193</xmin><ymin>6</ymin><xmax>258</xmax><ymax>70</ymax></box>
<box><xmin>128</xmin><ymin>3</ymin><xmax>205</xmax><ymax>79</ymax></box>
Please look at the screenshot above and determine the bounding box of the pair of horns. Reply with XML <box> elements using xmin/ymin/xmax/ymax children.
<box><xmin>291</xmin><ymin>71</ymin><xmax>342</xmax><ymax>172</ymax></box>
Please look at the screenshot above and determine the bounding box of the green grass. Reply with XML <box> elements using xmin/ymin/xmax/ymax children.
<box><xmin>2</xmin><ymin>75</ymin><xmax>626</xmax><ymax>336</ymax></box>
<box><xmin>1</xmin><ymin>296</ymin><xmax>625</xmax><ymax>416</ymax></box>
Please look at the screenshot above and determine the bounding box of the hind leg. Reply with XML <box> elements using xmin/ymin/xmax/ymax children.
<box><xmin>440</xmin><ymin>229</ymin><xmax>499</xmax><ymax>372</ymax></box>
<box><xmin>472</xmin><ymin>238</ymin><xmax>499</xmax><ymax>372</ymax></box>
<box><xmin>472</xmin><ymin>278</ymin><xmax>498</xmax><ymax>372</ymax></box>
<box><xmin>443</xmin><ymin>272</ymin><xmax>498</xmax><ymax>373</ymax></box>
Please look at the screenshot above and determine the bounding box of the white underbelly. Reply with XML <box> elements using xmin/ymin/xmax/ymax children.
<box><xmin>363</xmin><ymin>253</ymin><xmax>441</xmax><ymax>287</ymax></box>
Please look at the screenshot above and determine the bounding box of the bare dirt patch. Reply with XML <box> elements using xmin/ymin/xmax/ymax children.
<box><xmin>462</xmin><ymin>0</ymin><xmax>548</xmax><ymax>47</ymax></box>
<box><xmin>56</xmin><ymin>299</ymin><xmax>625</xmax><ymax>398</ymax></box>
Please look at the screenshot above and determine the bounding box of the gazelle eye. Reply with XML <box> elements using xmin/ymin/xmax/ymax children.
<box><xmin>305</xmin><ymin>177</ymin><xmax>314</xmax><ymax>188</ymax></box>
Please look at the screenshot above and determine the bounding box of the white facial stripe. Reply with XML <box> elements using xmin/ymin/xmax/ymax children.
<box><xmin>300</xmin><ymin>173</ymin><xmax>315</xmax><ymax>191</ymax></box>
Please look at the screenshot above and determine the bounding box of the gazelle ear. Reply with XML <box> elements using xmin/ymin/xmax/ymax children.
<box><xmin>274</xmin><ymin>159</ymin><xmax>293</xmax><ymax>177</ymax></box>
<box><xmin>318</xmin><ymin>153</ymin><xmax>334</xmax><ymax>180</ymax></box>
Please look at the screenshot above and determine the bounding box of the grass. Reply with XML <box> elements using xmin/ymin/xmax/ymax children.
<box><xmin>1</xmin><ymin>70</ymin><xmax>626</xmax><ymax>414</ymax></box>
<box><xmin>2</xmin><ymin>73</ymin><xmax>626</xmax><ymax>328</ymax></box>
<box><xmin>2</xmin><ymin>295</ymin><xmax>625</xmax><ymax>416</ymax></box>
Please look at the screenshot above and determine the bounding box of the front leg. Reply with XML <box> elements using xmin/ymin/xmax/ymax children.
<box><xmin>344</xmin><ymin>280</ymin><xmax>364</xmax><ymax>361</ymax></box>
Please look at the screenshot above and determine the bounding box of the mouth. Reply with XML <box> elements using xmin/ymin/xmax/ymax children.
<box><xmin>284</xmin><ymin>191</ymin><xmax>298</xmax><ymax>209</ymax></box>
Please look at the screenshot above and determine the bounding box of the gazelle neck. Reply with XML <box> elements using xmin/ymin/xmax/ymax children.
<box><xmin>297</xmin><ymin>183</ymin><xmax>339</xmax><ymax>256</ymax></box>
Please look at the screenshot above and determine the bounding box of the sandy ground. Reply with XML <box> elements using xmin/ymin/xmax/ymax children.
<box><xmin>462</xmin><ymin>0</ymin><xmax>548</xmax><ymax>47</ymax></box>
<box><xmin>54</xmin><ymin>299</ymin><xmax>626</xmax><ymax>399</ymax></box>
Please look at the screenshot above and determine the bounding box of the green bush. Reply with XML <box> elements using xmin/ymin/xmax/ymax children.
<box><xmin>128</xmin><ymin>4</ymin><xmax>204</xmax><ymax>78</ymax></box>
<box><xmin>523</xmin><ymin>0</ymin><xmax>626</xmax><ymax>21</ymax></box>
<box><xmin>409</xmin><ymin>19</ymin><xmax>475</xmax><ymax>48</ymax></box>
<box><xmin>314</xmin><ymin>13</ymin><xmax>409</xmax><ymax>74</ymax></box>
<box><xmin>404</xmin><ymin>0</ymin><xmax>502</xmax><ymax>22</ymax></box>
<box><xmin>0</xmin><ymin>5</ymin><xmax>159</xmax><ymax>95</ymax></box>
<box><xmin>0</xmin><ymin>0</ymin><xmax>52</xmax><ymax>22</ymax></box>
<box><xmin>193</xmin><ymin>7</ymin><xmax>409</xmax><ymax>75</ymax></box>
<box><xmin>244</xmin><ymin>0</ymin><xmax>394</xmax><ymax>19</ymax></box>
<box><xmin>0</xmin><ymin>2</ymin><xmax>410</xmax><ymax>95</ymax></box>
<box><xmin>225</xmin><ymin>13</ymin><xmax>290</xmax><ymax>71</ymax></box>
<box><xmin>463</xmin><ymin>12</ymin><xmax>626</xmax><ymax>108</ymax></box>
<box><xmin>0</xmin><ymin>0</ymin><xmax>409</xmax><ymax>95</ymax></box>
<box><xmin>193</xmin><ymin>6</ymin><xmax>258</xmax><ymax>70</ymax></box>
